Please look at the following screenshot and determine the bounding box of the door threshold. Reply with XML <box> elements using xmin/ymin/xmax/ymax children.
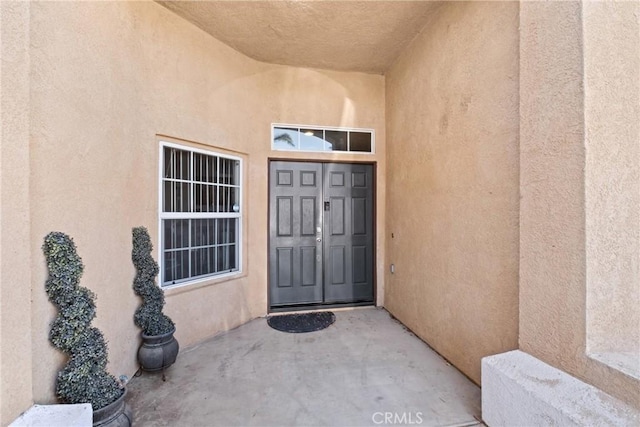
<box><xmin>269</xmin><ymin>301</ymin><xmax>375</xmax><ymax>314</ymax></box>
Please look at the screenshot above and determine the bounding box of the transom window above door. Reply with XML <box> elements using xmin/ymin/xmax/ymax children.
<box><xmin>272</xmin><ymin>124</ymin><xmax>374</xmax><ymax>154</ymax></box>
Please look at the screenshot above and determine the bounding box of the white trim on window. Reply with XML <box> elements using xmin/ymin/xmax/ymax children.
<box><xmin>271</xmin><ymin>123</ymin><xmax>375</xmax><ymax>154</ymax></box>
<box><xmin>158</xmin><ymin>141</ymin><xmax>243</xmax><ymax>289</ymax></box>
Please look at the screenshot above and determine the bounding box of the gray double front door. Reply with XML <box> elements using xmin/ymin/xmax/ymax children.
<box><xmin>269</xmin><ymin>161</ymin><xmax>374</xmax><ymax>307</ymax></box>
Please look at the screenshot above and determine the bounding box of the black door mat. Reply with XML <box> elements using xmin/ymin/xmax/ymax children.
<box><xmin>267</xmin><ymin>311</ymin><xmax>336</xmax><ymax>333</ymax></box>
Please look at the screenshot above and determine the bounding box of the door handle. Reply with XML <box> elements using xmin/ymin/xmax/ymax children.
<box><xmin>317</xmin><ymin>237</ymin><xmax>322</xmax><ymax>242</ymax></box>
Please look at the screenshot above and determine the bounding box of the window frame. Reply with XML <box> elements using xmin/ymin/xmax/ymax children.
<box><xmin>158</xmin><ymin>140</ymin><xmax>243</xmax><ymax>289</ymax></box>
<box><xmin>271</xmin><ymin>123</ymin><xmax>376</xmax><ymax>154</ymax></box>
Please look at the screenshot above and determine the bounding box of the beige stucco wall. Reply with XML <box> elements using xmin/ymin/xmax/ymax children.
<box><xmin>4</xmin><ymin>0</ymin><xmax>638</xmax><ymax>422</ymax></box>
<box><xmin>584</xmin><ymin>0</ymin><xmax>640</xmax><ymax>372</ymax></box>
<box><xmin>0</xmin><ymin>2</ymin><xmax>34</xmax><ymax>425</ymax></box>
<box><xmin>384</xmin><ymin>1</ymin><xmax>520</xmax><ymax>384</ymax></box>
<box><xmin>0</xmin><ymin>1</ymin><xmax>386</xmax><ymax>419</ymax></box>
<box><xmin>519</xmin><ymin>1</ymin><xmax>639</xmax><ymax>409</ymax></box>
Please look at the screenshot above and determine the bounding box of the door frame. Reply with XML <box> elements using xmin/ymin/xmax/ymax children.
<box><xmin>267</xmin><ymin>158</ymin><xmax>377</xmax><ymax>313</ymax></box>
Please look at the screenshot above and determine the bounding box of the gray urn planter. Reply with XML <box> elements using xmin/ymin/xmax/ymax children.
<box><xmin>93</xmin><ymin>389</ymin><xmax>132</xmax><ymax>427</ymax></box>
<box><xmin>138</xmin><ymin>327</ymin><xmax>179</xmax><ymax>372</ymax></box>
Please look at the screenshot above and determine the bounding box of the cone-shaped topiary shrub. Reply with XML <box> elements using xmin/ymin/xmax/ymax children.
<box><xmin>43</xmin><ymin>232</ymin><xmax>122</xmax><ymax>410</ymax></box>
<box><xmin>132</xmin><ymin>227</ymin><xmax>174</xmax><ymax>336</ymax></box>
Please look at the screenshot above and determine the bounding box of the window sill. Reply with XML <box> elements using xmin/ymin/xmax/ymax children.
<box><xmin>163</xmin><ymin>271</ymin><xmax>246</xmax><ymax>297</ymax></box>
<box><xmin>588</xmin><ymin>351</ymin><xmax>640</xmax><ymax>380</ymax></box>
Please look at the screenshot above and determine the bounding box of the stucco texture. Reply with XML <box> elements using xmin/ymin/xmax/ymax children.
<box><xmin>3</xmin><ymin>0</ymin><xmax>640</xmax><ymax>422</ymax></box>
<box><xmin>157</xmin><ymin>1</ymin><xmax>442</xmax><ymax>74</ymax></box>
<box><xmin>584</xmin><ymin>1</ymin><xmax>640</xmax><ymax>368</ymax></box>
<box><xmin>15</xmin><ymin>0</ymin><xmax>386</xmax><ymax>416</ymax></box>
<box><xmin>384</xmin><ymin>1</ymin><xmax>520</xmax><ymax>384</ymax></box>
<box><xmin>519</xmin><ymin>1</ymin><xmax>639</xmax><ymax>409</ymax></box>
<box><xmin>0</xmin><ymin>1</ymin><xmax>34</xmax><ymax>424</ymax></box>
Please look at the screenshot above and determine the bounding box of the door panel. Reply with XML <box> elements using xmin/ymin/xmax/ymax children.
<box><xmin>269</xmin><ymin>161</ymin><xmax>374</xmax><ymax>307</ymax></box>
<box><xmin>269</xmin><ymin>162</ymin><xmax>323</xmax><ymax>305</ymax></box>
<box><xmin>322</xmin><ymin>163</ymin><xmax>374</xmax><ymax>303</ymax></box>
<box><xmin>275</xmin><ymin>247</ymin><xmax>293</xmax><ymax>287</ymax></box>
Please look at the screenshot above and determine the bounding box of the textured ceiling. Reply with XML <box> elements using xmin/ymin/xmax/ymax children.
<box><xmin>157</xmin><ymin>1</ymin><xmax>442</xmax><ymax>74</ymax></box>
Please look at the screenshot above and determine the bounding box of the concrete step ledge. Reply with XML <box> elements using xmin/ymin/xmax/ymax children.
<box><xmin>9</xmin><ymin>403</ymin><xmax>92</xmax><ymax>427</ymax></box>
<box><xmin>481</xmin><ymin>350</ymin><xmax>640</xmax><ymax>426</ymax></box>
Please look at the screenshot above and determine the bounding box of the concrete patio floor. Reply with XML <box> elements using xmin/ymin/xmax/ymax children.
<box><xmin>127</xmin><ymin>307</ymin><xmax>482</xmax><ymax>426</ymax></box>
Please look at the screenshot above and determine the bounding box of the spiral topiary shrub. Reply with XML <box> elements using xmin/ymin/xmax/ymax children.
<box><xmin>132</xmin><ymin>227</ymin><xmax>174</xmax><ymax>336</ymax></box>
<box><xmin>43</xmin><ymin>232</ymin><xmax>122</xmax><ymax>410</ymax></box>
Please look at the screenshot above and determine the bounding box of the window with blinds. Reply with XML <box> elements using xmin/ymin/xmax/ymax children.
<box><xmin>159</xmin><ymin>142</ymin><xmax>241</xmax><ymax>287</ymax></box>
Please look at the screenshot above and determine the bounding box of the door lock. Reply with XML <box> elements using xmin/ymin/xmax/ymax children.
<box><xmin>324</xmin><ymin>201</ymin><xmax>330</xmax><ymax>211</ymax></box>
<box><xmin>317</xmin><ymin>237</ymin><xmax>322</xmax><ymax>242</ymax></box>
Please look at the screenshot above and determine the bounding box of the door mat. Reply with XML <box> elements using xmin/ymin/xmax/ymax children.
<box><xmin>267</xmin><ymin>311</ymin><xmax>336</xmax><ymax>333</ymax></box>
